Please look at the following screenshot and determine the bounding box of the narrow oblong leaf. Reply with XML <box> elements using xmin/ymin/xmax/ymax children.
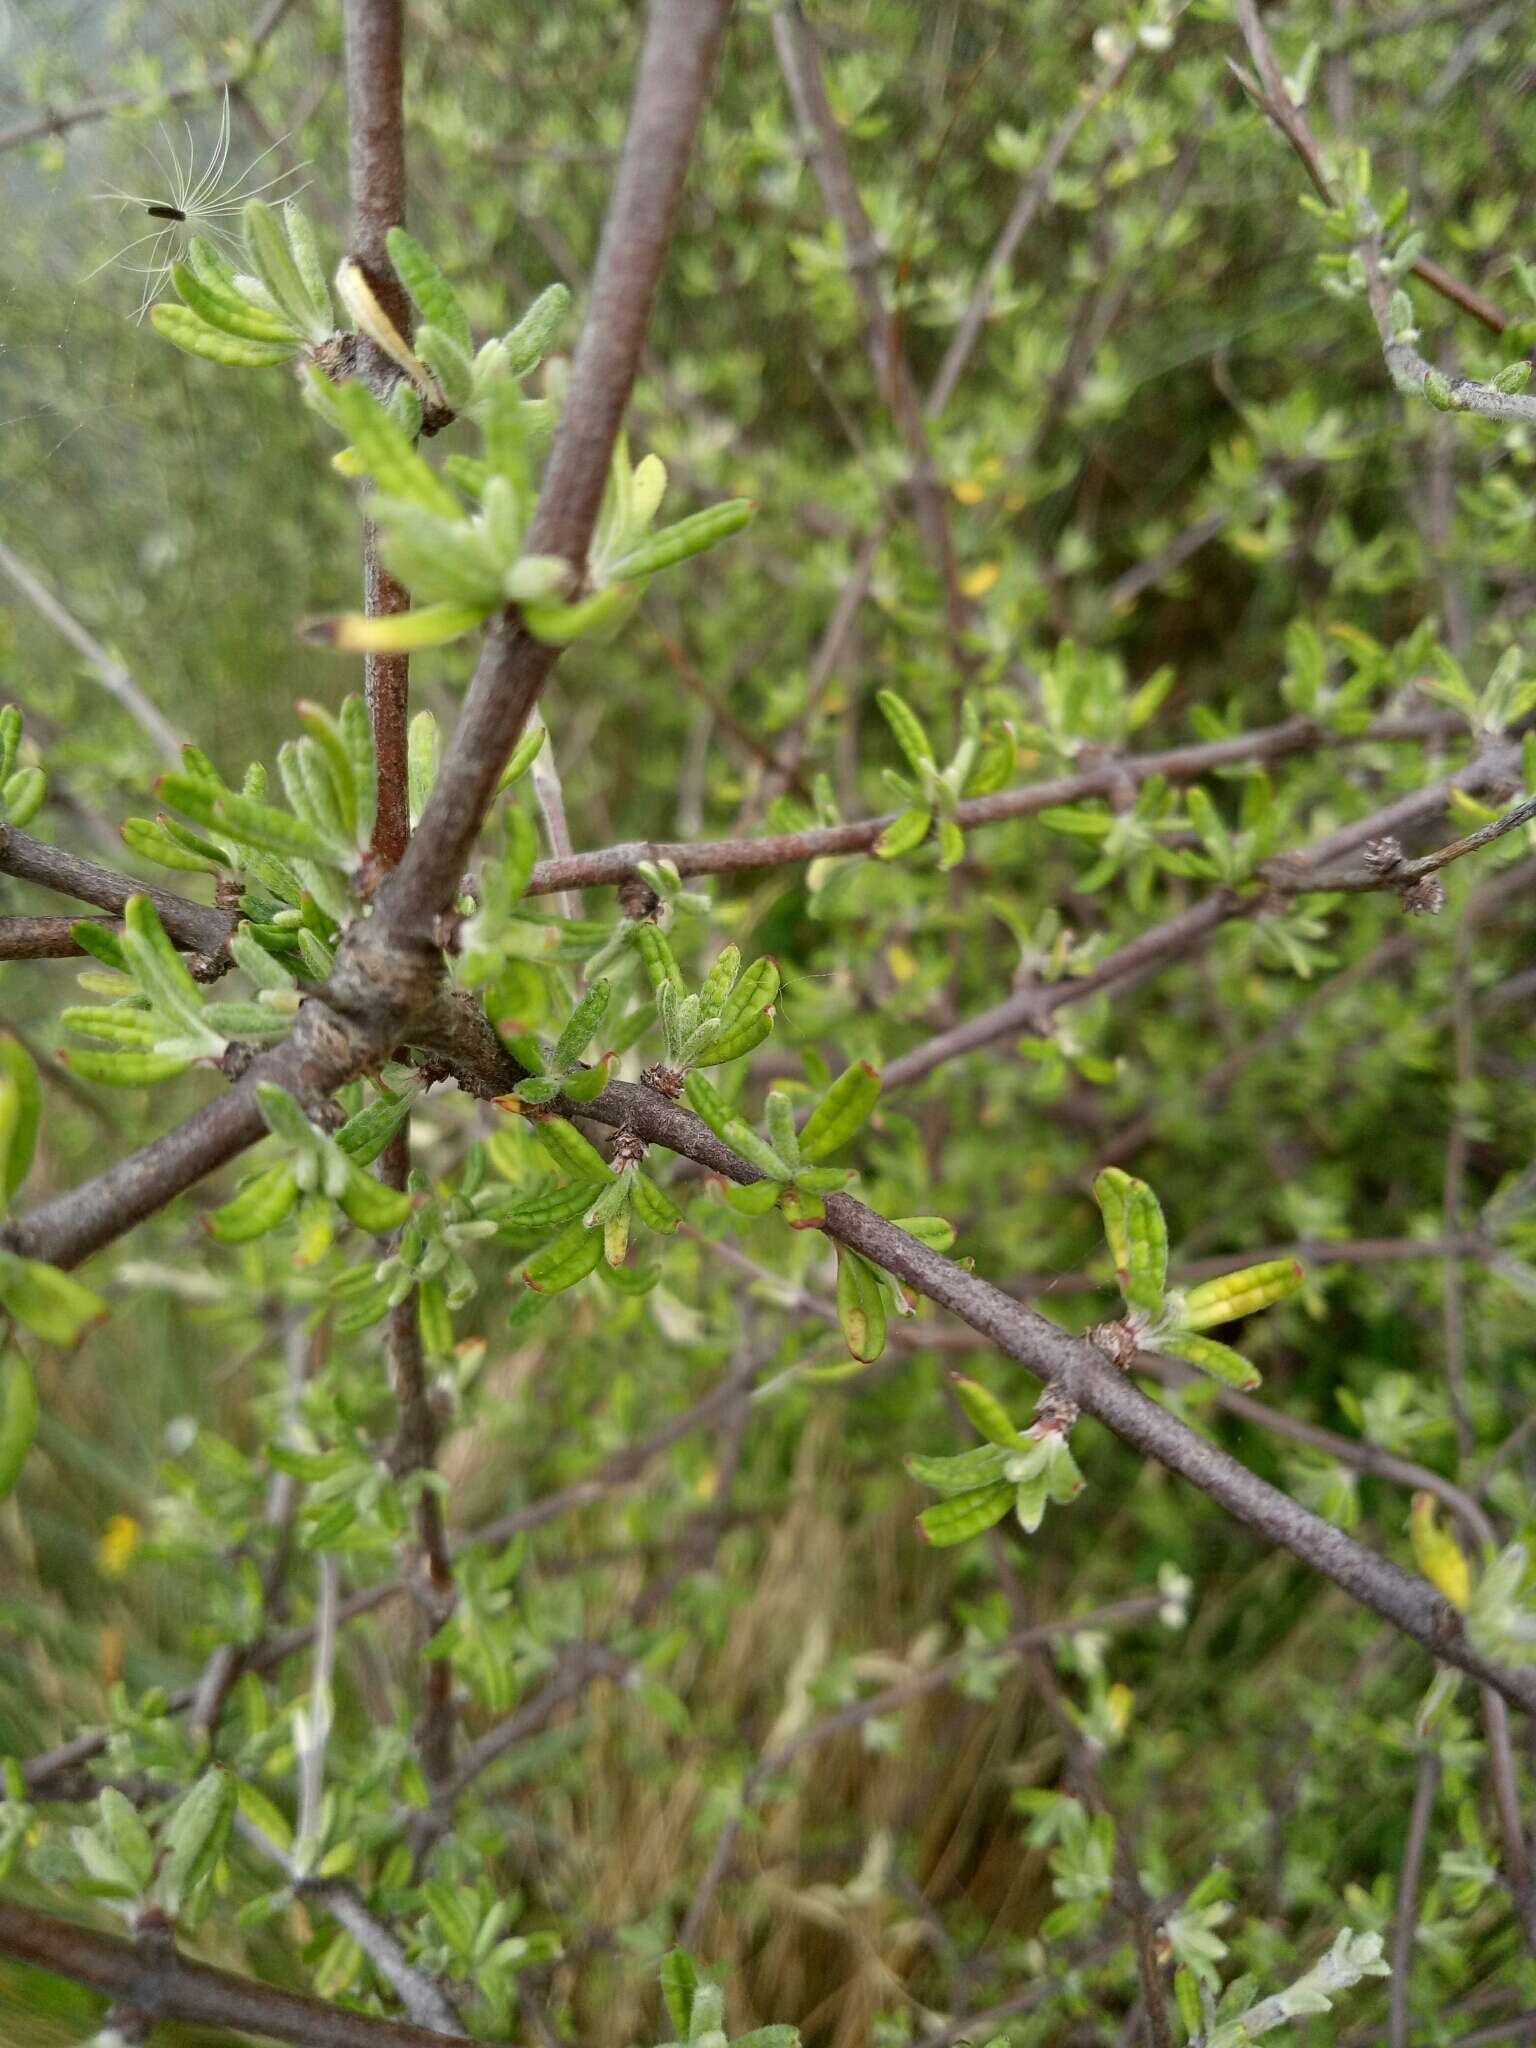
<box><xmin>800</xmin><ymin>1062</ymin><xmax>880</xmax><ymax>1163</ymax></box>
<box><xmin>503</xmin><ymin>283</ymin><xmax>571</xmax><ymax>376</ymax></box>
<box><xmin>877</xmin><ymin>690</ymin><xmax>935</xmax><ymax>775</ymax></box>
<box><xmin>1093</xmin><ymin>1167</ymin><xmax>1168</xmax><ymax>1317</ymax></box>
<box><xmin>904</xmin><ymin>1443</ymin><xmax>1010</xmax><ymax>1494</ymax></box>
<box><xmin>605</xmin><ymin>499</ymin><xmax>755</xmax><ymax>582</ymax></box>
<box><xmin>337</xmin><ymin>1164</ymin><xmax>414</xmax><ymax>1235</ymax></box>
<box><xmin>836</xmin><ymin>1247</ymin><xmax>887</xmax><ymax>1363</ymax></box>
<box><xmin>0</xmin><ymin>1350</ymin><xmax>39</xmax><ymax>1502</ymax></box>
<box><xmin>0</xmin><ymin>1038</ymin><xmax>41</xmax><ymax>1203</ymax></box>
<box><xmin>150</xmin><ymin>302</ymin><xmax>298</xmax><ymax>368</ymax></box>
<box><xmin>0</xmin><ymin>1251</ymin><xmax>107</xmax><ymax>1347</ymax></box>
<box><xmin>1178</xmin><ymin>1259</ymin><xmax>1304</xmax><ymax>1332</ymax></box>
<box><xmin>242</xmin><ymin>200</ymin><xmax>319</xmax><ymax>336</ymax></box>
<box><xmin>171</xmin><ymin>261</ymin><xmax>296</xmax><ymax>343</ymax></box>
<box><xmin>530</xmin><ymin>1116</ymin><xmax>614</xmax><ymax>1186</ymax></box>
<box><xmin>60</xmin><ymin>1048</ymin><xmax>191</xmax><ymax>1086</ymax></box>
<box><xmin>917</xmin><ymin>1481</ymin><xmax>1015</xmax><ymax>1547</ymax></box>
<box><xmin>875</xmin><ymin>806</ymin><xmax>931</xmax><ymax>861</ymax></box>
<box><xmin>205</xmin><ymin>1163</ymin><xmax>300</xmax><ymax>1244</ymax></box>
<box><xmin>523</xmin><ymin>1221</ymin><xmax>603</xmax><ymax>1293</ymax></box>
<box><xmin>554</xmin><ymin>981</ymin><xmax>612</xmax><ymax>1072</ymax></box>
<box><xmin>162</xmin><ymin>1768</ymin><xmax>237</xmax><ymax>1912</ymax></box>
<box><xmin>1157</xmin><ymin>1328</ymin><xmax>1262</xmax><ymax>1391</ymax></box>
<box><xmin>327</xmin><ymin>380</ymin><xmax>465</xmax><ymax>521</ymax></box>
<box><xmin>630</xmin><ymin>1173</ymin><xmax>681</xmax><ymax>1235</ymax></box>
<box><xmin>385</xmin><ymin>226</ymin><xmax>472</xmax><ymax>355</ymax></box>
<box><xmin>951</xmin><ymin>1375</ymin><xmax>1023</xmax><ymax>1449</ymax></box>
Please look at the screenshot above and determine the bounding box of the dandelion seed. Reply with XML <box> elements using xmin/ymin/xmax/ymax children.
<box><xmin>88</xmin><ymin>88</ymin><xmax>311</xmax><ymax>323</ymax></box>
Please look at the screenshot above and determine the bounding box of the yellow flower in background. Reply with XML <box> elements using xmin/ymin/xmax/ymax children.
<box><xmin>960</xmin><ymin>561</ymin><xmax>1001</xmax><ymax>598</ymax></box>
<box><xmin>97</xmin><ymin>1514</ymin><xmax>140</xmax><ymax>1578</ymax></box>
<box><xmin>1410</xmin><ymin>1494</ymin><xmax>1471</xmax><ymax>1611</ymax></box>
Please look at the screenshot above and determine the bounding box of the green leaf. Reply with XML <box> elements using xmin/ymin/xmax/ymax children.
<box><xmin>159</xmin><ymin>775</ymin><xmax>333</xmax><ymax>863</ymax></box>
<box><xmin>523</xmin><ymin>1221</ymin><xmax>603</xmax><ymax>1293</ymax></box>
<box><xmin>0</xmin><ymin>1350</ymin><xmax>39</xmax><ymax>1502</ymax></box>
<box><xmin>702</xmin><ymin>956</ymin><xmax>780</xmax><ymax>1065</ymax></box>
<box><xmin>327</xmin><ymin>380</ymin><xmax>466</xmax><ymax>522</ymax></box>
<box><xmin>917</xmin><ymin>1481</ymin><xmax>1015</xmax><ymax>1547</ymax></box>
<box><xmin>205</xmin><ymin>1164</ymin><xmax>301</xmax><ymax>1244</ymax></box>
<box><xmin>0</xmin><ymin>1037</ymin><xmax>41</xmax><ymax>1205</ymax></box>
<box><xmin>503</xmin><ymin>283</ymin><xmax>571</xmax><ymax>376</ymax></box>
<box><xmin>875</xmin><ymin>806</ymin><xmax>931</xmax><ymax>860</ymax></box>
<box><xmin>800</xmin><ymin>1062</ymin><xmax>880</xmax><ymax>1162</ymax></box>
<box><xmin>835</xmin><ymin>1247</ymin><xmax>887</xmax><ymax>1363</ymax></box>
<box><xmin>242</xmin><ymin>199</ymin><xmax>321</xmax><ymax>337</ymax></box>
<box><xmin>120</xmin><ymin>816</ymin><xmax>226</xmax><ymax>875</ymax></box>
<box><xmin>630</xmin><ymin>1173</ymin><xmax>682</xmax><ymax>1235</ymax></box>
<box><xmin>386</xmin><ymin>226</ymin><xmax>472</xmax><ymax>356</ymax></box>
<box><xmin>483</xmin><ymin>1183</ymin><xmax>593</xmax><ymax>1235</ymax></box>
<box><xmin>1178</xmin><ymin>1259</ymin><xmax>1304</xmax><ymax>1332</ymax></box>
<box><xmin>660</xmin><ymin>1951</ymin><xmax>700</xmax><ymax>2039</ymax></box>
<box><xmin>121</xmin><ymin>896</ymin><xmax>217</xmax><ymax>1045</ymax></box>
<box><xmin>161</xmin><ymin>1768</ymin><xmax>236</xmax><ymax>1913</ymax></box>
<box><xmin>937</xmin><ymin>816</ymin><xmax>966</xmax><ymax>871</ymax></box>
<box><xmin>605</xmin><ymin>499</ymin><xmax>755</xmax><ymax>581</ymax></box>
<box><xmin>634</xmin><ymin>923</ymin><xmax>684</xmax><ymax>997</ymax></box>
<box><xmin>282</xmin><ymin>205</ymin><xmax>332</xmax><ymax>330</ymax></box>
<box><xmin>170</xmin><ymin>261</ymin><xmax>297</xmax><ymax>343</ymax></box>
<box><xmin>60</xmin><ymin>1048</ymin><xmax>192</xmax><ymax>1087</ymax></box>
<box><xmin>555</xmin><ymin>981</ymin><xmax>612</xmax><ymax>1071</ymax></box>
<box><xmin>532</xmin><ymin>1117</ymin><xmax>614</xmax><ymax>1185</ymax></box>
<box><xmin>877</xmin><ymin>690</ymin><xmax>935</xmax><ymax>776</ymax></box>
<box><xmin>307</xmin><ymin>601</ymin><xmax>492</xmax><ymax>653</ymax></box>
<box><xmin>951</xmin><ymin>1376</ymin><xmax>1023</xmax><ymax>1449</ymax></box>
<box><xmin>904</xmin><ymin>1443</ymin><xmax>1010</xmax><ymax>1494</ymax></box>
<box><xmin>1092</xmin><ymin>1168</ymin><xmax>1168</xmax><ymax>1318</ymax></box>
<box><xmin>1157</xmin><ymin>1329</ymin><xmax>1262</xmax><ymax>1391</ymax></box>
<box><xmin>0</xmin><ymin>1251</ymin><xmax>107</xmax><ymax>1347</ymax></box>
<box><xmin>892</xmin><ymin>1216</ymin><xmax>956</xmax><ymax>1253</ymax></box>
<box><xmin>336</xmin><ymin>1164</ymin><xmax>414</xmax><ymax>1235</ymax></box>
<box><xmin>150</xmin><ymin>302</ymin><xmax>299</xmax><ymax>368</ymax></box>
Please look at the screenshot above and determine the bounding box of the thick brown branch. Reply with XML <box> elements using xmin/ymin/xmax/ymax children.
<box><xmin>0</xmin><ymin>827</ymin><xmax>234</xmax><ymax>958</ymax></box>
<box><xmin>0</xmin><ymin>1900</ymin><xmax>472</xmax><ymax>2048</ymax></box>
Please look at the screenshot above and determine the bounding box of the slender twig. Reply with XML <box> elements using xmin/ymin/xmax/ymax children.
<box><xmin>188</xmin><ymin>1318</ymin><xmax>311</xmax><ymax>1738</ymax></box>
<box><xmin>343</xmin><ymin>0</ymin><xmax>414</xmax><ymax>868</ymax></box>
<box><xmin>1388</xmin><ymin>1751</ymin><xmax>1440</xmax><ymax>2048</ymax></box>
<box><xmin>516</xmin><ymin>705</ymin><xmax>1469</xmax><ymax>898</ymax></box>
<box><xmin>0</xmin><ymin>0</ymin><xmax>298</xmax><ymax>154</ymax></box>
<box><xmin>526</xmin><ymin>710</ymin><xmax>581</xmax><ymax>920</ymax></box>
<box><xmin>0</xmin><ymin>539</ymin><xmax>183</xmax><ymax>763</ymax></box>
<box><xmin>771</xmin><ymin>3</ymin><xmax>964</xmax><ymax>637</ymax></box>
<box><xmin>881</xmin><ymin>736</ymin><xmax>1522</xmax><ymax>1094</ymax></box>
<box><xmin>927</xmin><ymin>35</ymin><xmax>1139</xmax><ymax>417</ymax></box>
<box><xmin>1233</xmin><ymin>2</ymin><xmax>1526</xmax><ymax>412</ymax></box>
<box><xmin>296</xmin><ymin>1553</ymin><xmax>339</xmax><ymax>1862</ymax></box>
